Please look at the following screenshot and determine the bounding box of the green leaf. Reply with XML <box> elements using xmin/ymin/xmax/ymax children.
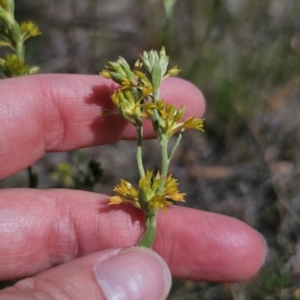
<box><xmin>0</xmin><ymin>40</ymin><xmax>11</xmax><ymax>47</ymax></box>
<box><xmin>152</xmin><ymin>62</ymin><xmax>162</xmax><ymax>92</ymax></box>
<box><xmin>163</xmin><ymin>0</ymin><xmax>178</xmax><ymax>20</ymax></box>
<box><xmin>29</xmin><ymin>66</ymin><xmax>40</xmax><ymax>74</ymax></box>
<box><xmin>118</xmin><ymin>57</ymin><xmax>133</xmax><ymax>81</ymax></box>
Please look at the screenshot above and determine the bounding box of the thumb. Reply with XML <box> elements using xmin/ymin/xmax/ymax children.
<box><xmin>1</xmin><ymin>247</ymin><xmax>172</xmax><ymax>300</ymax></box>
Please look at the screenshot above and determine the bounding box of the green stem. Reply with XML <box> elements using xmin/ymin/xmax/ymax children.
<box><xmin>136</xmin><ymin>119</ymin><xmax>145</xmax><ymax>178</ymax></box>
<box><xmin>158</xmin><ymin>134</ymin><xmax>170</xmax><ymax>192</ymax></box>
<box><xmin>151</xmin><ymin>86</ymin><xmax>161</xmax><ymax>128</ymax></box>
<box><xmin>11</xmin><ymin>21</ymin><xmax>23</xmax><ymax>60</ymax></box>
<box><xmin>153</xmin><ymin>87</ymin><xmax>160</xmax><ymax>104</ymax></box>
<box><xmin>138</xmin><ymin>210</ymin><xmax>157</xmax><ymax>248</ymax></box>
<box><xmin>15</xmin><ymin>40</ymin><xmax>23</xmax><ymax>60</ymax></box>
<box><xmin>27</xmin><ymin>166</ymin><xmax>38</xmax><ymax>188</ymax></box>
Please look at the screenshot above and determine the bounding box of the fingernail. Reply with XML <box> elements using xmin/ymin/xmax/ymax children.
<box><xmin>94</xmin><ymin>247</ymin><xmax>171</xmax><ymax>300</ymax></box>
<box><xmin>257</xmin><ymin>231</ymin><xmax>268</xmax><ymax>266</ymax></box>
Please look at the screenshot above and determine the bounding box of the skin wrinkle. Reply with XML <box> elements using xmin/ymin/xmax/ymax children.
<box><xmin>52</xmin><ymin>192</ymin><xmax>111</xmax><ymax>256</ymax></box>
<box><xmin>156</xmin><ymin>215</ymin><xmax>179</xmax><ymax>271</ymax></box>
<box><xmin>75</xmin><ymin>209</ymin><xmax>98</xmax><ymax>256</ymax></box>
<box><xmin>13</xmin><ymin>276</ymin><xmax>71</xmax><ymax>299</ymax></box>
<box><xmin>0</xmin><ymin>102</ymin><xmax>9</xmax><ymax>152</ymax></box>
<box><xmin>205</xmin><ymin>216</ymin><xmax>219</xmax><ymax>241</ymax></box>
<box><xmin>88</xmin><ymin>203</ymin><xmax>141</xmax><ymax>252</ymax></box>
<box><xmin>0</xmin><ymin>217</ymin><xmax>47</xmax><ymax>277</ymax></box>
<box><xmin>0</xmin><ymin>155</ymin><xmax>12</xmax><ymax>172</ymax></box>
<box><xmin>40</xmin><ymin>75</ymin><xmax>107</xmax><ymax>151</ymax></box>
<box><xmin>0</xmin><ymin>83</ymin><xmax>42</xmax><ymax>177</ymax></box>
<box><xmin>173</xmin><ymin>226</ymin><xmax>203</xmax><ymax>278</ymax></box>
<box><xmin>114</xmin><ymin>213</ymin><xmax>140</xmax><ymax>245</ymax></box>
<box><xmin>17</xmin><ymin>84</ymin><xmax>43</xmax><ymax>156</ymax></box>
<box><xmin>72</xmin><ymin>198</ymin><xmax>104</xmax><ymax>256</ymax></box>
<box><xmin>0</xmin><ymin>100</ymin><xmax>13</xmax><ymax>157</ymax></box>
<box><xmin>157</xmin><ymin>208</ymin><xmax>260</xmax><ymax>281</ymax></box>
<box><xmin>48</xmin><ymin>192</ymin><xmax>79</xmax><ymax>266</ymax></box>
<box><xmin>40</xmin><ymin>78</ymin><xmax>68</xmax><ymax>153</ymax></box>
<box><xmin>224</xmin><ymin>229</ymin><xmax>250</xmax><ymax>259</ymax></box>
<box><xmin>0</xmin><ymin>192</ymin><xmax>70</xmax><ymax>277</ymax></box>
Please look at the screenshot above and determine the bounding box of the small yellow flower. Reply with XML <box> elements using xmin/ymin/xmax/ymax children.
<box><xmin>139</xmin><ymin>171</ymin><xmax>185</xmax><ymax>211</ymax></box>
<box><xmin>134</xmin><ymin>70</ymin><xmax>153</xmax><ymax>92</ymax></box>
<box><xmin>99</xmin><ymin>70</ymin><xmax>111</xmax><ymax>79</ymax></box>
<box><xmin>141</xmin><ymin>85</ymin><xmax>153</xmax><ymax>98</ymax></box>
<box><xmin>20</xmin><ymin>21</ymin><xmax>41</xmax><ymax>42</ymax></box>
<box><xmin>134</xmin><ymin>70</ymin><xmax>147</xmax><ymax>80</ymax></box>
<box><xmin>101</xmin><ymin>57</ymin><xmax>134</xmax><ymax>86</ymax></box>
<box><xmin>121</xmin><ymin>79</ymin><xmax>134</xmax><ymax>89</ymax></box>
<box><xmin>149</xmin><ymin>194</ymin><xmax>172</xmax><ymax>212</ymax></box>
<box><xmin>109</xmin><ymin>196</ymin><xmax>123</xmax><ymax>205</ymax></box>
<box><xmin>134</xmin><ymin>59</ymin><xmax>143</xmax><ymax>70</ymax></box>
<box><xmin>109</xmin><ymin>179</ymin><xmax>141</xmax><ymax>209</ymax></box>
<box><xmin>111</xmin><ymin>89</ymin><xmax>144</xmax><ymax>123</ymax></box>
<box><xmin>181</xmin><ymin>117</ymin><xmax>204</xmax><ymax>131</ymax></box>
<box><xmin>50</xmin><ymin>162</ymin><xmax>74</xmax><ymax>187</ymax></box>
<box><xmin>109</xmin><ymin>171</ymin><xmax>185</xmax><ymax>212</ymax></box>
<box><xmin>114</xmin><ymin>179</ymin><xmax>139</xmax><ymax>199</ymax></box>
<box><xmin>167</xmin><ymin>66</ymin><xmax>180</xmax><ymax>77</ymax></box>
<box><xmin>140</xmin><ymin>101</ymin><xmax>157</xmax><ymax>119</ymax></box>
<box><xmin>164</xmin><ymin>174</ymin><xmax>185</xmax><ymax>201</ymax></box>
<box><xmin>3</xmin><ymin>53</ymin><xmax>29</xmax><ymax>77</ymax></box>
<box><xmin>144</xmin><ymin>98</ymin><xmax>204</xmax><ymax>137</ymax></box>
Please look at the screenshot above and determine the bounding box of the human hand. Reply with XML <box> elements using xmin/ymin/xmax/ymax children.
<box><xmin>0</xmin><ymin>75</ymin><xmax>266</xmax><ymax>299</ymax></box>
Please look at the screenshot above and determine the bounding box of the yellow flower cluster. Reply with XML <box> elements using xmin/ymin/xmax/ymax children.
<box><xmin>0</xmin><ymin>53</ymin><xmax>39</xmax><ymax>77</ymax></box>
<box><xmin>143</xmin><ymin>98</ymin><xmax>204</xmax><ymax>137</ymax></box>
<box><xmin>0</xmin><ymin>54</ymin><xmax>29</xmax><ymax>77</ymax></box>
<box><xmin>20</xmin><ymin>21</ymin><xmax>41</xmax><ymax>43</ymax></box>
<box><xmin>101</xmin><ymin>53</ymin><xmax>203</xmax><ymax>137</ymax></box>
<box><xmin>109</xmin><ymin>170</ymin><xmax>185</xmax><ymax>212</ymax></box>
<box><xmin>100</xmin><ymin>57</ymin><xmax>155</xmax><ymax>124</ymax></box>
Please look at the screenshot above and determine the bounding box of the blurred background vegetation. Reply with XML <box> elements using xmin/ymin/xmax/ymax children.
<box><xmin>1</xmin><ymin>0</ymin><xmax>300</xmax><ymax>298</ymax></box>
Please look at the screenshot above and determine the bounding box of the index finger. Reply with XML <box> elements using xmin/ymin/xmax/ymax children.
<box><xmin>0</xmin><ymin>189</ymin><xmax>264</xmax><ymax>282</ymax></box>
<box><xmin>0</xmin><ymin>74</ymin><xmax>205</xmax><ymax>178</ymax></box>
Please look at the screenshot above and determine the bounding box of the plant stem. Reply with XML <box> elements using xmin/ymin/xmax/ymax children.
<box><xmin>158</xmin><ymin>135</ymin><xmax>170</xmax><ymax>192</ymax></box>
<box><xmin>153</xmin><ymin>87</ymin><xmax>160</xmax><ymax>104</ymax></box>
<box><xmin>27</xmin><ymin>166</ymin><xmax>38</xmax><ymax>188</ymax></box>
<box><xmin>138</xmin><ymin>210</ymin><xmax>157</xmax><ymax>248</ymax></box>
<box><xmin>15</xmin><ymin>40</ymin><xmax>23</xmax><ymax>60</ymax></box>
<box><xmin>136</xmin><ymin>119</ymin><xmax>145</xmax><ymax>178</ymax></box>
<box><xmin>11</xmin><ymin>20</ymin><xmax>23</xmax><ymax>60</ymax></box>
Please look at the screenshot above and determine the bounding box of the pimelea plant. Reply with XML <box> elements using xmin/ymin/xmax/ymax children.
<box><xmin>100</xmin><ymin>48</ymin><xmax>204</xmax><ymax>247</ymax></box>
<box><xmin>0</xmin><ymin>0</ymin><xmax>40</xmax><ymax>77</ymax></box>
<box><xmin>0</xmin><ymin>0</ymin><xmax>205</xmax><ymax>248</ymax></box>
